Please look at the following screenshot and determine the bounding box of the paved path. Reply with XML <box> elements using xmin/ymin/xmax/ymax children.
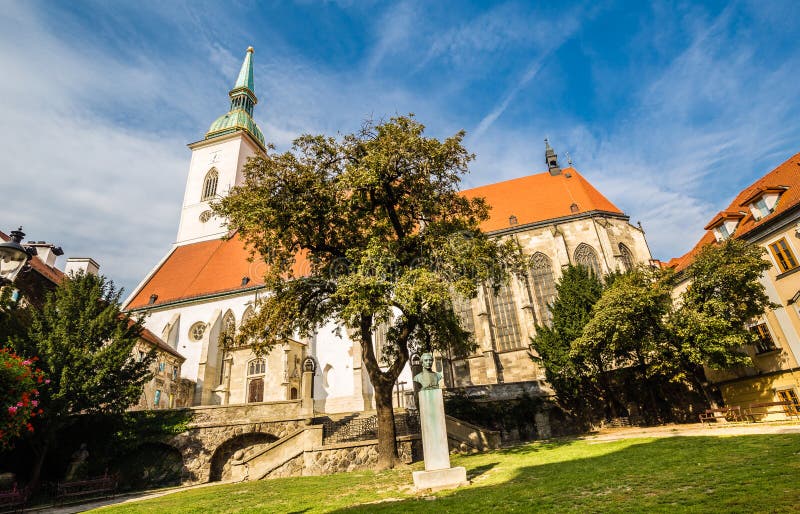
<box><xmin>31</xmin><ymin>421</ymin><xmax>800</xmax><ymax>513</ymax></box>
<box><xmin>582</xmin><ymin>421</ymin><xmax>800</xmax><ymax>442</ymax></box>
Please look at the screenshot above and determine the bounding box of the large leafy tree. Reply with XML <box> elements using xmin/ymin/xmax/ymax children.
<box><xmin>9</xmin><ymin>272</ymin><xmax>154</xmax><ymax>485</ymax></box>
<box><xmin>214</xmin><ymin>116</ymin><xmax>511</xmax><ymax>468</ymax></box>
<box><xmin>574</xmin><ymin>267</ymin><xmax>675</xmax><ymax>422</ymax></box>
<box><xmin>669</xmin><ymin>238</ymin><xmax>773</xmax><ymax>402</ymax></box>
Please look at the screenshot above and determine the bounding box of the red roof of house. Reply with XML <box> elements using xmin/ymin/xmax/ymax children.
<box><xmin>139</xmin><ymin>325</ymin><xmax>184</xmax><ymax>360</ymax></box>
<box><xmin>462</xmin><ymin>167</ymin><xmax>623</xmax><ymax>232</ymax></box>
<box><xmin>127</xmin><ymin>167</ymin><xmax>622</xmax><ymax>309</ymax></box>
<box><xmin>667</xmin><ymin>151</ymin><xmax>800</xmax><ymax>272</ymax></box>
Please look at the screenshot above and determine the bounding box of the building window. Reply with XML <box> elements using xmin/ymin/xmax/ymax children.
<box><xmin>750</xmin><ymin>323</ymin><xmax>777</xmax><ymax>354</ymax></box>
<box><xmin>769</xmin><ymin>238</ymin><xmax>798</xmax><ymax>273</ymax></box>
<box><xmin>201</xmin><ymin>168</ymin><xmax>219</xmax><ymax>201</ymax></box>
<box><xmin>248</xmin><ymin>378</ymin><xmax>264</xmax><ymax>403</ymax></box>
<box><xmin>618</xmin><ymin>243</ymin><xmax>635</xmax><ymax>272</ymax></box>
<box><xmin>154</xmin><ymin>389</ymin><xmax>161</xmax><ymax>407</ymax></box>
<box><xmin>219</xmin><ymin>310</ymin><xmax>236</xmax><ymax>348</ymax></box>
<box><xmin>290</xmin><ymin>387</ymin><xmax>298</xmax><ymax>400</ymax></box>
<box><xmin>452</xmin><ymin>295</ymin><xmax>475</xmax><ymax>335</ymax></box>
<box><xmin>158</xmin><ymin>361</ymin><xmax>166</xmax><ymax>373</ymax></box>
<box><xmin>574</xmin><ymin>243</ymin><xmax>601</xmax><ymax>276</ymax></box>
<box><xmin>488</xmin><ymin>282</ymin><xmax>522</xmax><ymax>351</ymax></box>
<box><xmin>530</xmin><ymin>253</ymin><xmax>557</xmax><ymax>326</ymax></box>
<box><xmin>752</xmin><ymin>197</ymin><xmax>773</xmax><ymax>220</ymax></box>
<box><xmin>248</xmin><ymin>358</ymin><xmax>266</xmax><ymax>376</ymax></box>
<box><xmin>776</xmin><ymin>389</ymin><xmax>800</xmax><ymax>416</ymax></box>
<box><xmin>189</xmin><ymin>322</ymin><xmax>206</xmax><ymax>341</ymax></box>
<box><xmin>172</xmin><ymin>366</ymin><xmax>178</xmax><ymax>380</ymax></box>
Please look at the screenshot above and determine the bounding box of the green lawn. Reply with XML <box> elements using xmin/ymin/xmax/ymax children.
<box><xmin>97</xmin><ymin>434</ymin><xmax>800</xmax><ymax>513</ymax></box>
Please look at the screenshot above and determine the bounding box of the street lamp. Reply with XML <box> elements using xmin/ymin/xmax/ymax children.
<box><xmin>0</xmin><ymin>227</ymin><xmax>36</xmax><ymax>285</ymax></box>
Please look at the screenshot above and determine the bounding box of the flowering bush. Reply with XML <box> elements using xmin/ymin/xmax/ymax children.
<box><xmin>0</xmin><ymin>347</ymin><xmax>46</xmax><ymax>450</ymax></box>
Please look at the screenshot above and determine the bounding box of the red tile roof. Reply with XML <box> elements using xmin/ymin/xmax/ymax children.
<box><xmin>667</xmin><ymin>151</ymin><xmax>800</xmax><ymax>273</ymax></box>
<box><xmin>139</xmin><ymin>325</ymin><xmax>184</xmax><ymax>360</ymax></box>
<box><xmin>127</xmin><ymin>167</ymin><xmax>623</xmax><ymax>309</ymax></box>
<box><xmin>126</xmin><ymin>234</ymin><xmax>310</xmax><ymax>310</ymax></box>
<box><xmin>462</xmin><ymin>167</ymin><xmax>623</xmax><ymax>233</ymax></box>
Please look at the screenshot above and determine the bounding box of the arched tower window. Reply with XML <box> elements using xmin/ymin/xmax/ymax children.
<box><xmin>530</xmin><ymin>253</ymin><xmax>557</xmax><ymax>326</ymax></box>
<box><xmin>619</xmin><ymin>243</ymin><xmax>635</xmax><ymax>272</ymax></box>
<box><xmin>488</xmin><ymin>282</ymin><xmax>522</xmax><ymax>351</ymax></box>
<box><xmin>574</xmin><ymin>243</ymin><xmax>601</xmax><ymax>277</ymax></box>
<box><xmin>201</xmin><ymin>168</ymin><xmax>219</xmax><ymax>201</ymax></box>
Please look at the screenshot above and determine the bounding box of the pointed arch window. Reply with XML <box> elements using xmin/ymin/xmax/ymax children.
<box><xmin>530</xmin><ymin>253</ymin><xmax>557</xmax><ymax>326</ymax></box>
<box><xmin>452</xmin><ymin>294</ymin><xmax>475</xmax><ymax>335</ymax></box>
<box><xmin>619</xmin><ymin>243</ymin><xmax>635</xmax><ymax>272</ymax></box>
<box><xmin>488</xmin><ymin>282</ymin><xmax>522</xmax><ymax>351</ymax></box>
<box><xmin>219</xmin><ymin>310</ymin><xmax>236</xmax><ymax>347</ymax></box>
<box><xmin>574</xmin><ymin>243</ymin><xmax>601</xmax><ymax>277</ymax></box>
<box><xmin>201</xmin><ymin>168</ymin><xmax>219</xmax><ymax>201</ymax></box>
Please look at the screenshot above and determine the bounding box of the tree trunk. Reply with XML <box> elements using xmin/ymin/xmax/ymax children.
<box><xmin>358</xmin><ymin>313</ymin><xmax>414</xmax><ymax>471</ymax></box>
<box><xmin>373</xmin><ymin>378</ymin><xmax>398</xmax><ymax>470</ymax></box>
<box><xmin>29</xmin><ymin>438</ymin><xmax>50</xmax><ymax>492</ymax></box>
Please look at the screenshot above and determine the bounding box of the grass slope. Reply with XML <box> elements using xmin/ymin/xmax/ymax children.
<box><xmin>97</xmin><ymin>435</ymin><xmax>800</xmax><ymax>513</ymax></box>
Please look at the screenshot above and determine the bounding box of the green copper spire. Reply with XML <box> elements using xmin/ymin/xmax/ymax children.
<box><xmin>205</xmin><ymin>46</ymin><xmax>265</xmax><ymax>147</ymax></box>
<box><xmin>233</xmin><ymin>46</ymin><xmax>255</xmax><ymax>93</ymax></box>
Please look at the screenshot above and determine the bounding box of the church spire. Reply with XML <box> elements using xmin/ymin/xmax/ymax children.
<box><xmin>205</xmin><ymin>46</ymin><xmax>265</xmax><ymax>147</ymax></box>
<box><xmin>545</xmin><ymin>138</ymin><xmax>561</xmax><ymax>176</ymax></box>
<box><xmin>229</xmin><ymin>46</ymin><xmax>257</xmax><ymax>116</ymax></box>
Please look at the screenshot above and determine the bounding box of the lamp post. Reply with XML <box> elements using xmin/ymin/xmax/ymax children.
<box><xmin>0</xmin><ymin>227</ymin><xmax>36</xmax><ymax>285</ymax></box>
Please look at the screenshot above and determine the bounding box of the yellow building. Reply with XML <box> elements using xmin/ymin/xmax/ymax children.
<box><xmin>668</xmin><ymin>152</ymin><xmax>800</xmax><ymax>418</ymax></box>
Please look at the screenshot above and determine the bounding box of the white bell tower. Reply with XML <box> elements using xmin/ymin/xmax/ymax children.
<box><xmin>176</xmin><ymin>47</ymin><xmax>267</xmax><ymax>246</ymax></box>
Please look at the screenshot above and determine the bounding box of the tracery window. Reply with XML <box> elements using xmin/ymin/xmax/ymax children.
<box><xmin>489</xmin><ymin>282</ymin><xmax>522</xmax><ymax>351</ymax></box>
<box><xmin>619</xmin><ymin>243</ymin><xmax>635</xmax><ymax>272</ymax></box>
<box><xmin>219</xmin><ymin>310</ymin><xmax>236</xmax><ymax>347</ymax></box>
<box><xmin>530</xmin><ymin>253</ymin><xmax>557</xmax><ymax>326</ymax></box>
<box><xmin>248</xmin><ymin>359</ymin><xmax>266</xmax><ymax>376</ymax></box>
<box><xmin>574</xmin><ymin>243</ymin><xmax>601</xmax><ymax>277</ymax></box>
<box><xmin>452</xmin><ymin>294</ymin><xmax>475</xmax><ymax>335</ymax></box>
<box><xmin>189</xmin><ymin>322</ymin><xmax>206</xmax><ymax>341</ymax></box>
<box><xmin>201</xmin><ymin>168</ymin><xmax>219</xmax><ymax>201</ymax></box>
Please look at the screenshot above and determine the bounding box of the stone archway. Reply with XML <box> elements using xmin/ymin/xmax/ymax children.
<box><xmin>208</xmin><ymin>432</ymin><xmax>278</xmax><ymax>482</ymax></box>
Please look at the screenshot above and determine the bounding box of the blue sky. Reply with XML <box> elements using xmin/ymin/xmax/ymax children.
<box><xmin>1</xmin><ymin>0</ymin><xmax>799</xmax><ymax>293</ymax></box>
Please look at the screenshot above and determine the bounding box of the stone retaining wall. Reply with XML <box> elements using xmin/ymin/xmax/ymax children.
<box><xmin>263</xmin><ymin>436</ymin><xmax>421</xmax><ymax>479</ymax></box>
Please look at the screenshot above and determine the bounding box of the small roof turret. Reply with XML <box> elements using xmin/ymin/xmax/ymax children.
<box><xmin>545</xmin><ymin>138</ymin><xmax>561</xmax><ymax>176</ymax></box>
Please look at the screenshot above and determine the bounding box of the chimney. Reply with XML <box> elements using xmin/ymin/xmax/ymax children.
<box><xmin>65</xmin><ymin>257</ymin><xmax>100</xmax><ymax>277</ymax></box>
<box><xmin>25</xmin><ymin>241</ymin><xmax>64</xmax><ymax>267</ymax></box>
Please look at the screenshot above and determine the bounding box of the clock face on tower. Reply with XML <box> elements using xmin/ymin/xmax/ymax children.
<box><xmin>209</xmin><ymin>151</ymin><xmax>221</xmax><ymax>165</ymax></box>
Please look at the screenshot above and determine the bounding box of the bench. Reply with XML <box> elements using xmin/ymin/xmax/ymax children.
<box><xmin>56</xmin><ymin>472</ymin><xmax>118</xmax><ymax>505</ymax></box>
<box><xmin>745</xmin><ymin>401</ymin><xmax>800</xmax><ymax>422</ymax></box>
<box><xmin>0</xmin><ymin>483</ymin><xmax>30</xmax><ymax>512</ymax></box>
<box><xmin>699</xmin><ymin>405</ymin><xmax>744</xmax><ymax>424</ymax></box>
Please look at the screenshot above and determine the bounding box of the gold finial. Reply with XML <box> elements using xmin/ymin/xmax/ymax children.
<box><xmin>247</xmin><ymin>46</ymin><xmax>254</xmax><ymax>53</ymax></box>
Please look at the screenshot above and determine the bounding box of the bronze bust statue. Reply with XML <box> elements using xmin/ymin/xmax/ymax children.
<box><xmin>413</xmin><ymin>352</ymin><xmax>442</xmax><ymax>390</ymax></box>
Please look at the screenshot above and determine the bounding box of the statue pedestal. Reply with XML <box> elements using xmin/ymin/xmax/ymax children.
<box><xmin>412</xmin><ymin>388</ymin><xmax>468</xmax><ymax>491</ymax></box>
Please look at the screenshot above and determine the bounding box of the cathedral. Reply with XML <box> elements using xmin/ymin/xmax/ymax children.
<box><xmin>123</xmin><ymin>48</ymin><xmax>653</xmax><ymax>413</ymax></box>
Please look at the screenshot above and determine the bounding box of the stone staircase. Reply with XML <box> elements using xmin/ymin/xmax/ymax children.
<box><xmin>228</xmin><ymin>409</ymin><xmax>498</xmax><ymax>481</ymax></box>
